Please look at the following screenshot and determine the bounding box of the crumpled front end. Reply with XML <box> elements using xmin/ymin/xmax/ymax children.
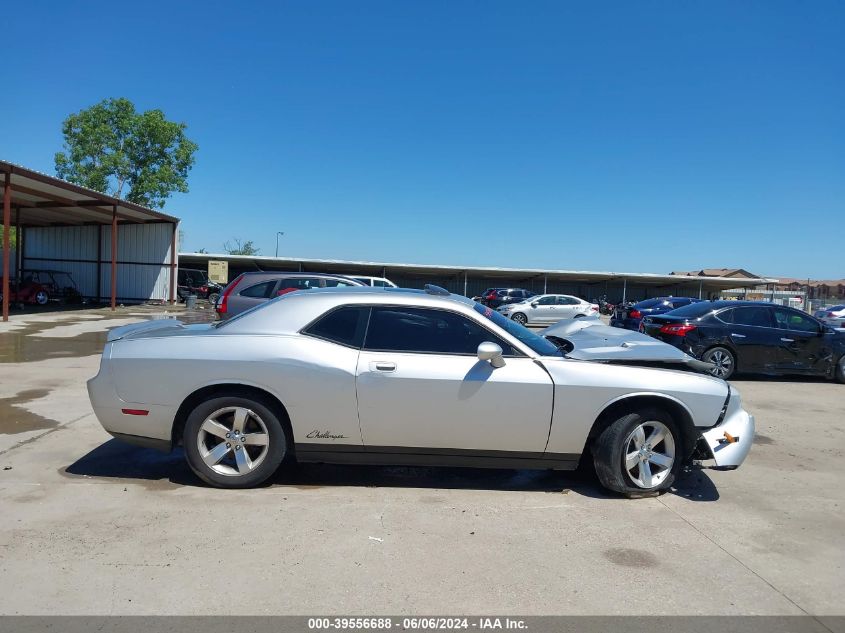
<box><xmin>698</xmin><ymin>385</ymin><xmax>754</xmax><ymax>469</ymax></box>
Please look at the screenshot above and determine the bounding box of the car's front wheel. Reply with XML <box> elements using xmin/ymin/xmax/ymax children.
<box><xmin>702</xmin><ymin>346</ymin><xmax>736</xmax><ymax>380</ymax></box>
<box><xmin>35</xmin><ymin>290</ymin><xmax>49</xmax><ymax>305</ymax></box>
<box><xmin>592</xmin><ymin>408</ymin><xmax>682</xmax><ymax>495</ymax></box>
<box><xmin>835</xmin><ymin>355</ymin><xmax>845</xmax><ymax>384</ymax></box>
<box><xmin>183</xmin><ymin>395</ymin><xmax>287</xmax><ymax>488</ymax></box>
<box><xmin>511</xmin><ymin>313</ymin><xmax>528</xmax><ymax>326</ymax></box>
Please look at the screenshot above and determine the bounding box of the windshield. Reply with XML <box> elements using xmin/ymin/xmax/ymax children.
<box><xmin>473</xmin><ymin>303</ymin><xmax>562</xmax><ymax>357</ymax></box>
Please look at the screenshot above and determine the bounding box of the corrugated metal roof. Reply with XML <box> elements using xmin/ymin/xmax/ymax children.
<box><xmin>1</xmin><ymin>159</ymin><xmax>179</xmax><ymax>225</ymax></box>
<box><xmin>179</xmin><ymin>252</ymin><xmax>776</xmax><ymax>287</ymax></box>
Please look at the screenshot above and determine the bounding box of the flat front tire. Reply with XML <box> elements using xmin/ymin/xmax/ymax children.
<box><xmin>592</xmin><ymin>408</ymin><xmax>683</xmax><ymax>495</ymax></box>
<box><xmin>183</xmin><ymin>395</ymin><xmax>287</xmax><ymax>488</ymax></box>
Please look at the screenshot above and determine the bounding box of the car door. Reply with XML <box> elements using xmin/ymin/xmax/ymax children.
<box><xmin>718</xmin><ymin>306</ymin><xmax>781</xmax><ymax>371</ymax></box>
<box><xmin>355</xmin><ymin>306</ymin><xmax>554</xmax><ymax>453</ymax></box>
<box><xmin>556</xmin><ymin>296</ymin><xmax>579</xmax><ymax>318</ymax></box>
<box><xmin>530</xmin><ymin>295</ymin><xmax>558</xmax><ymax>323</ymax></box>
<box><xmin>772</xmin><ymin>308</ymin><xmax>827</xmax><ymax>373</ymax></box>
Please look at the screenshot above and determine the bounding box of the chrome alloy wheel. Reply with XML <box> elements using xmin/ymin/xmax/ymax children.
<box><xmin>196</xmin><ymin>406</ymin><xmax>270</xmax><ymax>476</ymax></box>
<box><xmin>707</xmin><ymin>349</ymin><xmax>733</xmax><ymax>378</ymax></box>
<box><xmin>512</xmin><ymin>313</ymin><xmax>528</xmax><ymax>325</ymax></box>
<box><xmin>624</xmin><ymin>420</ymin><xmax>675</xmax><ymax>489</ymax></box>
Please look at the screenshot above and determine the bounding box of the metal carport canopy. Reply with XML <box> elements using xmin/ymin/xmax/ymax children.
<box><xmin>1</xmin><ymin>160</ymin><xmax>180</xmax><ymax>321</ymax></box>
<box><xmin>179</xmin><ymin>252</ymin><xmax>773</xmax><ymax>297</ymax></box>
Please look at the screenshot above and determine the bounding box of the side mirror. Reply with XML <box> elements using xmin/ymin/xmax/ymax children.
<box><xmin>477</xmin><ymin>342</ymin><xmax>505</xmax><ymax>368</ymax></box>
<box><xmin>531</xmin><ymin>301</ymin><xmax>539</xmax><ymax>308</ymax></box>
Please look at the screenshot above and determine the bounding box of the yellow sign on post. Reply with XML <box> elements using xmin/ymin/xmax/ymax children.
<box><xmin>208</xmin><ymin>260</ymin><xmax>229</xmax><ymax>284</ymax></box>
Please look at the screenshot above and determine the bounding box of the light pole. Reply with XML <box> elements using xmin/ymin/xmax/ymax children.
<box><xmin>275</xmin><ymin>232</ymin><xmax>285</xmax><ymax>258</ymax></box>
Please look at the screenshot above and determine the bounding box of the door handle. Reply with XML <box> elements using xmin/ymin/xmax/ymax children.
<box><xmin>730</xmin><ymin>333</ymin><xmax>746</xmax><ymax>338</ymax></box>
<box><xmin>780</xmin><ymin>338</ymin><xmax>795</xmax><ymax>343</ymax></box>
<box><xmin>371</xmin><ymin>361</ymin><xmax>396</xmax><ymax>372</ymax></box>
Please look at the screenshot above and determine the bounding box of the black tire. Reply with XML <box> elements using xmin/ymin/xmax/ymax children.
<box><xmin>207</xmin><ymin>292</ymin><xmax>220</xmax><ymax>306</ymax></box>
<box><xmin>183</xmin><ymin>394</ymin><xmax>288</xmax><ymax>488</ymax></box>
<box><xmin>592</xmin><ymin>408</ymin><xmax>683</xmax><ymax>495</ymax></box>
<box><xmin>835</xmin><ymin>355</ymin><xmax>845</xmax><ymax>384</ymax></box>
<box><xmin>701</xmin><ymin>346</ymin><xmax>736</xmax><ymax>380</ymax></box>
<box><xmin>511</xmin><ymin>313</ymin><xmax>528</xmax><ymax>326</ymax></box>
<box><xmin>574</xmin><ymin>313</ymin><xmax>585</xmax><ymax>319</ymax></box>
<box><xmin>35</xmin><ymin>290</ymin><xmax>49</xmax><ymax>305</ymax></box>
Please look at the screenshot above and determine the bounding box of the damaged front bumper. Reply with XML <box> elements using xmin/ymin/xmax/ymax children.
<box><xmin>697</xmin><ymin>386</ymin><xmax>755</xmax><ymax>469</ymax></box>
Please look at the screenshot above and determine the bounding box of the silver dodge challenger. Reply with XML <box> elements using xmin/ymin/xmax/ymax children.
<box><xmin>88</xmin><ymin>286</ymin><xmax>754</xmax><ymax>495</ymax></box>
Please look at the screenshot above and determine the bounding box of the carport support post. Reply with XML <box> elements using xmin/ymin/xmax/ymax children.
<box><xmin>169</xmin><ymin>223</ymin><xmax>177</xmax><ymax>304</ymax></box>
<box><xmin>543</xmin><ymin>274</ymin><xmax>548</xmax><ymax>294</ymax></box>
<box><xmin>463</xmin><ymin>271</ymin><xmax>468</xmax><ymax>297</ymax></box>
<box><xmin>698</xmin><ymin>280</ymin><xmax>703</xmax><ymax>299</ymax></box>
<box><xmin>110</xmin><ymin>206</ymin><xmax>117</xmax><ymax>311</ymax></box>
<box><xmin>622</xmin><ymin>278</ymin><xmax>627</xmax><ymax>304</ymax></box>
<box><xmin>2</xmin><ymin>172</ymin><xmax>10</xmax><ymax>322</ymax></box>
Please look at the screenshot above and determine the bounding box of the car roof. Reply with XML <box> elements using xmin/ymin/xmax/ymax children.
<box><xmin>222</xmin><ymin>286</ymin><xmax>479</xmax><ymax>334</ymax></box>
<box><xmin>237</xmin><ymin>271</ymin><xmax>357</xmax><ymax>278</ymax></box>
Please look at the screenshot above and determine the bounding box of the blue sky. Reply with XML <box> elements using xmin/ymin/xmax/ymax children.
<box><xmin>3</xmin><ymin>1</ymin><xmax>842</xmax><ymax>278</ymax></box>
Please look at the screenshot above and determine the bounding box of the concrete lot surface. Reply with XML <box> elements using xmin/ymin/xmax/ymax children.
<box><xmin>0</xmin><ymin>307</ymin><xmax>843</xmax><ymax>616</ymax></box>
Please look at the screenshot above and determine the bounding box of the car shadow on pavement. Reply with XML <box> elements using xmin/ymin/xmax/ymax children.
<box><xmin>64</xmin><ymin>439</ymin><xmax>719</xmax><ymax>501</ymax></box>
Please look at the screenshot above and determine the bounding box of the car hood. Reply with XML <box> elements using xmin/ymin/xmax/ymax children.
<box><xmin>542</xmin><ymin>319</ymin><xmax>715</xmax><ymax>373</ymax></box>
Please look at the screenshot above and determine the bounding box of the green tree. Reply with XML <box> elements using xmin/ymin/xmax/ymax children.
<box><xmin>0</xmin><ymin>226</ymin><xmax>17</xmax><ymax>250</ymax></box>
<box><xmin>54</xmin><ymin>97</ymin><xmax>198</xmax><ymax>209</ymax></box>
<box><xmin>223</xmin><ymin>239</ymin><xmax>260</xmax><ymax>255</ymax></box>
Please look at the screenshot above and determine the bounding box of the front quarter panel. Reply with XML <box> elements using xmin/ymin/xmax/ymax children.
<box><xmin>541</xmin><ymin>359</ymin><xmax>728</xmax><ymax>455</ymax></box>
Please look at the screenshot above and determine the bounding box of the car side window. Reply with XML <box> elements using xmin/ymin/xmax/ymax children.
<box><xmin>732</xmin><ymin>307</ymin><xmax>774</xmax><ymax>328</ymax></box>
<box><xmin>364</xmin><ymin>307</ymin><xmax>514</xmax><ymax>355</ymax></box>
<box><xmin>303</xmin><ymin>306</ymin><xmax>369</xmax><ymax>348</ymax></box>
<box><xmin>239</xmin><ymin>281</ymin><xmax>277</xmax><ymax>298</ymax></box>
<box><xmin>773</xmin><ymin>308</ymin><xmax>820</xmax><ymax>333</ymax></box>
<box><xmin>716</xmin><ymin>308</ymin><xmax>734</xmax><ymax>324</ymax></box>
<box><xmin>536</xmin><ymin>296</ymin><xmax>556</xmax><ymax>305</ymax></box>
<box><xmin>558</xmin><ymin>296</ymin><xmax>577</xmax><ymax>305</ymax></box>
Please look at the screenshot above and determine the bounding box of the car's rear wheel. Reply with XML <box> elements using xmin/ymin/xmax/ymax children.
<box><xmin>183</xmin><ymin>395</ymin><xmax>287</xmax><ymax>488</ymax></box>
<box><xmin>574</xmin><ymin>313</ymin><xmax>585</xmax><ymax>319</ymax></box>
<box><xmin>511</xmin><ymin>313</ymin><xmax>528</xmax><ymax>325</ymax></box>
<box><xmin>702</xmin><ymin>346</ymin><xmax>736</xmax><ymax>379</ymax></box>
<box><xmin>835</xmin><ymin>355</ymin><xmax>845</xmax><ymax>384</ymax></box>
<box><xmin>592</xmin><ymin>408</ymin><xmax>682</xmax><ymax>495</ymax></box>
<box><xmin>35</xmin><ymin>290</ymin><xmax>49</xmax><ymax>305</ymax></box>
<box><xmin>207</xmin><ymin>292</ymin><xmax>220</xmax><ymax>305</ymax></box>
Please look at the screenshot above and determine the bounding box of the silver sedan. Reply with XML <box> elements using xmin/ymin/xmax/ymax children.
<box><xmin>88</xmin><ymin>286</ymin><xmax>754</xmax><ymax>495</ymax></box>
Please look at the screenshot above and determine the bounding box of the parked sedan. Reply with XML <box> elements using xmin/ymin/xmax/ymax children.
<box><xmin>498</xmin><ymin>294</ymin><xmax>599</xmax><ymax>325</ymax></box>
<box><xmin>215</xmin><ymin>272</ymin><xmax>365</xmax><ymax>318</ymax></box>
<box><xmin>478</xmin><ymin>288</ymin><xmax>535</xmax><ymax>309</ymax></box>
<box><xmin>814</xmin><ymin>305</ymin><xmax>845</xmax><ymax>329</ymax></box>
<box><xmin>89</xmin><ymin>286</ymin><xmax>754</xmax><ymax>495</ymax></box>
<box><xmin>640</xmin><ymin>301</ymin><xmax>845</xmax><ymax>382</ymax></box>
<box><xmin>611</xmin><ymin>297</ymin><xmax>702</xmax><ymax>331</ymax></box>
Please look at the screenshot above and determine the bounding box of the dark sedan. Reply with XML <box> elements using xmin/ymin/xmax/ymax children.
<box><xmin>611</xmin><ymin>296</ymin><xmax>702</xmax><ymax>331</ymax></box>
<box><xmin>479</xmin><ymin>288</ymin><xmax>536</xmax><ymax>309</ymax></box>
<box><xmin>640</xmin><ymin>300</ymin><xmax>845</xmax><ymax>382</ymax></box>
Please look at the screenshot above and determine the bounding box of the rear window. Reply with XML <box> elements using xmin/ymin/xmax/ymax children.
<box><xmin>664</xmin><ymin>302</ymin><xmax>721</xmax><ymax>319</ymax></box>
<box><xmin>239</xmin><ymin>281</ymin><xmax>277</xmax><ymax>298</ymax></box>
<box><xmin>634</xmin><ymin>298</ymin><xmax>664</xmax><ymax>309</ymax></box>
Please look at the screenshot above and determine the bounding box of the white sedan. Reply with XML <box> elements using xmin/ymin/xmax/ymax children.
<box><xmin>815</xmin><ymin>305</ymin><xmax>845</xmax><ymax>329</ymax></box>
<box><xmin>498</xmin><ymin>294</ymin><xmax>599</xmax><ymax>325</ymax></box>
